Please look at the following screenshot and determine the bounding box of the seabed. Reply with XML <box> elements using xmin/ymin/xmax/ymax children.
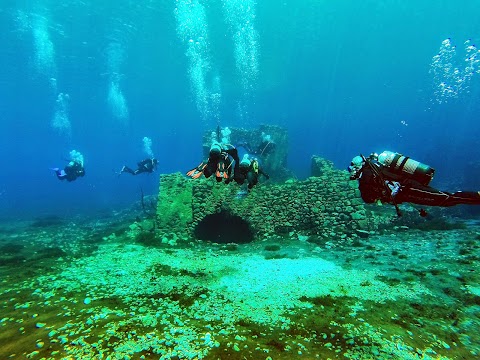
<box><xmin>0</xmin><ymin>208</ymin><xmax>479</xmax><ymax>359</ymax></box>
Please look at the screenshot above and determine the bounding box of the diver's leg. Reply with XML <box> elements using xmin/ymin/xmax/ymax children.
<box><xmin>397</xmin><ymin>186</ymin><xmax>450</xmax><ymax>206</ymax></box>
<box><xmin>203</xmin><ymin>163</ymin><xmax>215</xmax><ymax>178</ymax></box>
<box><xmin>399</xmin><ymin>186</ymin><xmax>480</xmax><ymax>207</ymax></box>
<box><xmin>247</xmin><ymin>172</ymin><xmax>257</xmax><ymax>189</ymax></box>
<box><xmin>442</xmin><ymin>191</ymin><xmax>480</xmax><ymax>206</ymax></box>
<box><xmin>121</xmin><ymin>166</ymin><xmax>136</xmax><ymax>175</ymax></box>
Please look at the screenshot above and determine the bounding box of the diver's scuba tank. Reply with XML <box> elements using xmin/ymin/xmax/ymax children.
<box><xmin>240</xmin><ymin>154</ymin><xmax>251</xmax><ymax>166</ymax></box>
<box><xmin>377</xmin><ymin>151</ymin><xmax>435</xmax><ymax>186</ymax></box>
<box><xmin>239</xmin><ymin>154</ymin><xmax>252</xmax><ymax>173</ymax></box>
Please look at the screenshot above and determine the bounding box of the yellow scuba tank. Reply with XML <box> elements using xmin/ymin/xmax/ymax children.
<box><xmin>377</xmin><ymin>151</ymin><xmax>435</xmax><ymax>186</ymax></box>
<box><xmin>252</xmin><ymin>160</ymin><xmax>259</xmax><ymax>174</ymax></box>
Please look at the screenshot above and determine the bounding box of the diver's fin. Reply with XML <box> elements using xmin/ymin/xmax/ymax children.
<box><xmin>186</xmin><ymin>162</ymin><xmax>206</xmax><ymax>178</ymax></box>
<box><xmin>186</xmin><ymin>169</ymin><xmax>196</xmax><ymax>177</ymax></box>
<box><xmin>191</xmin><ymin>171</ymin><xmax>203</xmax><ymax>179</ymax></box>
<box><xmin>216</xmin><ymin>162</ymin><xmax>227</xmax><ymax>179</ymax></box>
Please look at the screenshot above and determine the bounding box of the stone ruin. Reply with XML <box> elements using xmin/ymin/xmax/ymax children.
<box><xmin>155</xmin><ymin>123</ymin><xmax>376</xmax><ymax>242</ymax></box>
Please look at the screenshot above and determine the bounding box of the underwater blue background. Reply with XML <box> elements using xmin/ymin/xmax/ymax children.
<box><xmin>1</xmin><ymin>0</ymin><xmax>480</xmax><ymax>219</ymax></box>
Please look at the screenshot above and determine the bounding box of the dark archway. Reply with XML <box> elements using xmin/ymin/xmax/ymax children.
<box><xmin>194</xmin><ymin>211</ymin><xmax>254</xmax><ymax>243</ymax></box>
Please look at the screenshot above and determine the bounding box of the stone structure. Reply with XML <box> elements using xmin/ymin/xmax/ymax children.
<box><xmin>156</xmin><ymin>155</ymin><xmax>371</xmax><ymax>242</ymax></box>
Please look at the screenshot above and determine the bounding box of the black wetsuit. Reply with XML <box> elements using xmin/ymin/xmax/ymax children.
<box><xmin>56</xmin><ymin>161</ymin><xmax>85</xmax><ymax>182</ymax></box>
<box><xmin>123</xmin><ymin>159</ymin><xmax>157</xmax><ymax>175</ymax></box>
<box><xmin>203</xmin><ymin>148</ymin><xmax>240</xmax><ymax>182</ymax></box>
<box><xmin>232</xmin><ymin>162</ymin><xmax>270</xmax><ymax>189</ymax></box>
<box><xmin>356</xmin><ymin>161</ymin><xmax>480</xmax><ymax>207</ymax></box>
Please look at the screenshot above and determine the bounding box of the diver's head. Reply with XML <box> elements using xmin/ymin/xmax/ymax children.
<box><xmin>209</xmin><ymin>143</ymin><xmax>222</xmax><ymax>159</ymax></box>
<box><xmin>153</xmin><ymin>158</ymin><xmax>158</xmax><ymax>166</ymax></box>
<box><xmin>348</xmin><ymin>155</ymin><xmax>365</xmax><ymax>177</ymax></box>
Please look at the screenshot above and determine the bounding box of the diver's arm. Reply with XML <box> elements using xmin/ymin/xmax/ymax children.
<box><xmin>237</xmin><ymin>142</ymin><xmax>253</xmax><ymax>153</ymax></box>
<box><xmin>225</xmin><ymin>148</ymin><xmax>239</xmax><ymax>162</ymax></box>
<box><xmin>225</xmin><ymin>148</ymin><xmax>240</xmax><ymax>173</ymax></box>
<box><xmin>259</xmin><ymin>168</ymin><xmax>270</xmax><ymax>180</ymax></box>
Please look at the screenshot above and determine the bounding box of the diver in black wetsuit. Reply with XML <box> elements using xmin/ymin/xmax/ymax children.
<box><xmin>53</xmin><ymin>160</ymin><xmax>85</xmax><ymax>182</ymax></box>
<box><xmin>348</xmin><ymin>151</ymin><xmax>480</xmax><ymax>216</ymax></box>
<box><xmin>227</xmin><ymin>154</ymin><xmax>270</xmax><ymax>190</ymax></box>
<box><xmin>52</xmin><ymin>150</ymin><xmax>85</xmax><ymax>182</ymax></box>
<box><xmin>120</xmin><ymin>158</ymin><xmax>158</xmax><ymax>175</ymax></box>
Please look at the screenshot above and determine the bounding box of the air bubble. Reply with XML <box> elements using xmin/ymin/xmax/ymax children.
<box><xmin>430</xmin><ymin>38</ymin><xmax>479</xmax><ymax>104</ymax></box>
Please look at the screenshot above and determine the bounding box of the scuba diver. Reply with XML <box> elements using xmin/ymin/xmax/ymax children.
<box><xmin>348</xmin><ymin>150</ymin><xmax>480</xmax><ymax>216</ymax></box>
<box><xmin>186</xmin><ymin>142</ymin><xmax>240</xmax><ymax>182</ymax></box>
<box><xmin>227</xmin><ymin>154</ymin><xmax>270</xmax><ymax>190</ymax></box>
<box><xmin>237</xmin><ymin>132</ymin><xmax>276</xmax><ymax>157</ymax></box>
<box><xmin>52</xmin><ymin>150</ymin><xmax>85</xmax><ymax>182</ymax></box>
<box><xmin>53</xmin><ymin>161</ymin><xmax>85</xmax><ymax>182</ymax></box>
<box><xmin>120</xmin><ymin>158</ymin><xmax>158</xmax><ymax>176</ymax></box>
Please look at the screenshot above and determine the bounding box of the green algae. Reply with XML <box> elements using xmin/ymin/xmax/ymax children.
<box><xmin>221</xmin><ymin>243</ymin><xmax>239</xmax><ymax>251</ymax></box>
<box><xmin>264</xmin><ymin>244</ymin><xmax>281</xmax><ymax>251</ymax></box>
<box><xmin>29</xmin><ymin>215</ymin><xmax>65</xmax><ymax>228</ymax></box>
<box><xmin>156</xmin><ymin>173</ymin><xmax>193</xmax><ymax>233</ymax></box>
<box><xmin>0</xmin><ymin>242</ymin><xmax>25</xmax><ymax>254</ymax></box>
<box><xmin>148</xmin><ymin>263</ymin><xmax>208</xmax><ymax>279</ymax></box>
<box><xmin>264</xmin><ymin>252</ymin><xmax>291</xmax><ymax>260</ymax></box>
<box><xmin>135</xmin><ymin>230</ymin><xmax>159</xmax><ymax>247</ymax></box>
<box><xmin>1</xmin><ymin>211</ymin><xmax>479</xmax><ymax>359</ymax></box>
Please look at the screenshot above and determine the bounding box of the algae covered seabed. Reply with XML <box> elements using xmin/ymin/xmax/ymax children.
<box><xmin>0</xmin><ymin>212</ymin><xmax>479</xmax><ymax>359</ymax></box>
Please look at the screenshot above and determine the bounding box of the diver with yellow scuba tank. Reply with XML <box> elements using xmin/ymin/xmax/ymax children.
<box><xmin>227</xmin><ymin>154</ymin><xmax>270</xmax><ymax>190</ymax></box>
<box><xmin>348</xmin><ymin>150</ymin><xmax>480</xmax><ymax>216</ymax></box>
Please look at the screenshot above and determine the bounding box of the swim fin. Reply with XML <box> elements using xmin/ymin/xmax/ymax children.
<box><xmin>186</xmin><ymin>162</ymin><xmax>206</xmax><ymax>179</ymax></box>
<box><xmin>216</xmin><ymin>162</ymin><xmax>229</xmax><ymax>179</ymax></box>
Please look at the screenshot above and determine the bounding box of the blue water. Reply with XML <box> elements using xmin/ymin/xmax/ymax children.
<box><xmin>1</xmin><ymin>0</ymin><xmax>480</xmax><ymax>219</ymax></box>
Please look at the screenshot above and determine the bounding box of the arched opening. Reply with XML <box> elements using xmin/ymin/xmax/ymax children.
<box><xmin>194</xmin><ymin>211</ymin><xmax>254</xmax><ymax>243</ymax></box>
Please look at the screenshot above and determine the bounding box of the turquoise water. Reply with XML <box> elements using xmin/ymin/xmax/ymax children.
<box><xmin>1</xmin><ymin>0</ymin><xmax>480</xmax><ymax>216</ymax></box>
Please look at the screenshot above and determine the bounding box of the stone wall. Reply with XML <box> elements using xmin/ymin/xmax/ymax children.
<box><xmin>156</xmin><ymin>156</ymin><xmax>372</xmax><ymax>241</ymax></box>
<box><xmin>156</xmin><ymin>173</ymin><xmax>193</xmax><ymax>239</ymax></box>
